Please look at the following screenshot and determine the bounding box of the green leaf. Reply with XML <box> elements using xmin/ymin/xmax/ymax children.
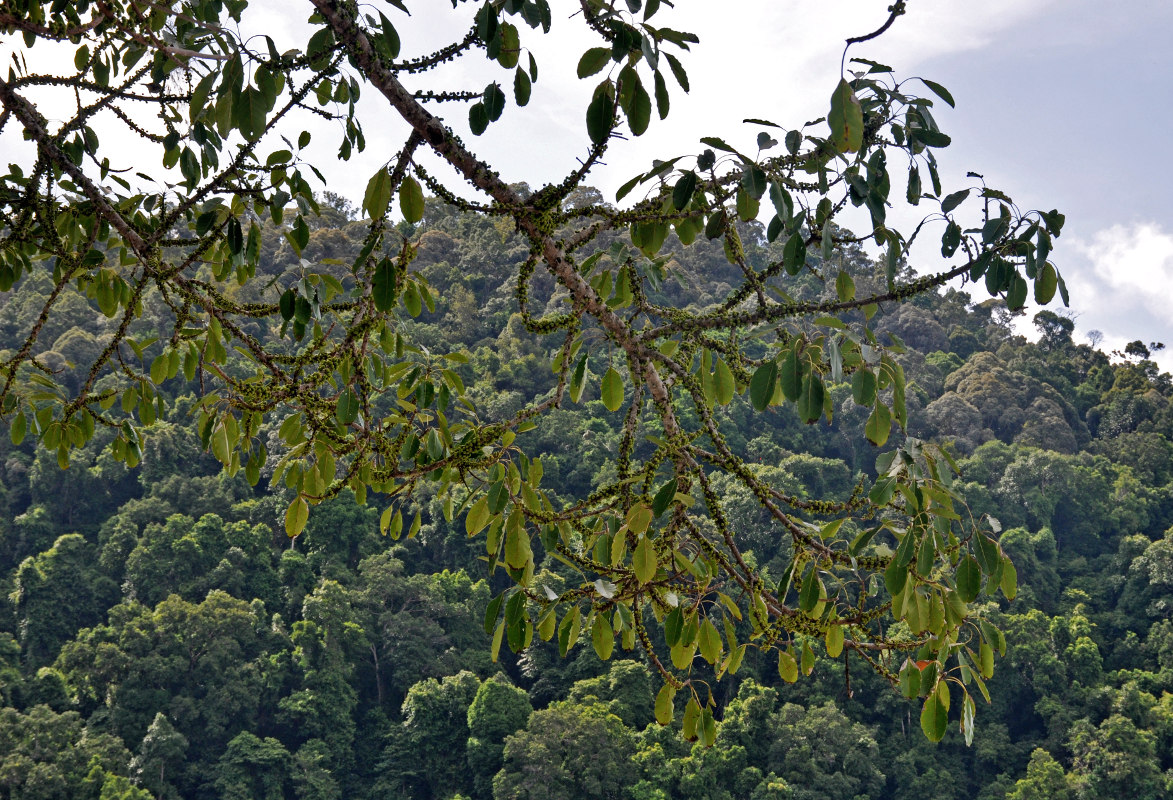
<box><xmin>336</xmin><ymin>388</ymin><xmax>359</xmax><ymax>425</ymax></box>
<box><xmin>513</xmin><ymin>67</ymin><xmax>532</xmax><ymax>106</ymax></box>
<box><xmin>783</xmin><ymin>231</ymin><xmax>806</xmax><ymax>275</ymax></box>
<box><xmin>377</xmin><ymin>11</ymin><xmax>401</xmax><ymax>58</ymax></box>
<box><xmin>558</xmin><ymin>605</ymin><xmax>581</xmax><ymax>656</ymax></box>
<box><xmin>798</xmin><ymin>568</ymin><xmax>822</xmax><ymax>613</ymax></box>
<box><xmin>1006</xmin><ymin>273</ymin><xmax>1028</xmax><ymax>310</ymax></box>
<box><xmin>570</xmin><ymin>353</ymin><xmax>588</xmax><ymax>403</ymax></box>
<box><xmin>672</xmin><ymin>171</ymin><xmax>697</xmax><ymax>211</ymax></box>
<box><xmin>1000</xmin><ymin>558</ymin><xmax>1018</xmax><ymax>600</ymax></box>
<box><xmin>980</xmin><ymin>641</ymin><xmax>994</xmax><ymax>679</ymax></box>
<box><xmin>633</xmin><ymin>536</ymin><xmax>657</xmax><ymax>583</ymax></box>
<box><xmin>150</xmin><ymin>353</ymin><xmax>169</xmax><ymax>384</ymax></box>
<box><xmin>682</xmin><ymin>697</ymin><xmax>700</xmax><ymax>740</ymax></box>
<box><xmin>484</xmin><ymin>593</ymin><xmax>505</xmax><ymax>635</ymax></box>
<box><xmin>653</xmin><ymin>69</ymin><xmax>669</xmax><ymax>119</ymax></box>
<box><xmin>466</xmin><ymin>495</ymin><xmax>491</xmax><ymax>536</ymax></box>
<box><xmin>654</xmin><ymin>684</ymin><xmax>675</xmax><ymax>725</ymax></box>
<box><xmin>941</xmin><ymin>189</ymin><xmax>969</xmax><ymax>214</ymax></box>
<box><xmin>828</xmin><ymin>79</ymin><xmax>864</xmax><ymax>153</ymax></box>
<box><xmin>469</xmin><ymin>102</ymin><xmax>489</xmax><ymax>135</ymax></box>
<box><xmin>627</xmin><ymin>75</ymin><xmax>651</xmax><ymax>135</ymax></box>
<box><xmin>852</xmin><ymin>369</ymin><xmax>876</xmax><ymax>406</ymax></box>
<box><xmin>483</xmin><ymin>82</ymin><xmax>506</xmax><ymax>121</ymax></box>
<box><xmin>797</xmin><ymin>371</ymin><xmax>824</xmax><ymax>424</ymax></box>
<box><xmin>835</xmin><ymin>270</ymin><xmax>855</xmax><ymax>302</ymax></box>
<box><xmin>749</xmin><ymin>360</ymin><xmax>777</xmax><ymax>411</ymax></box>
<box><xmin>919</xmin><ymin>78</ymin><xmax>955</xmax><ymax>107</ymax></box>
<box><xmin>592</xmin><ymin>613</ymin><xmax>614</xmax><ymax>660</ymax></box>
<box><xmin>1035</xmin><ymin>262</ymin><xmax>1058</xmax><ymax>304</ymax></box>
<box><xmin>778</xmin><ymin>650</ymin><xmax>798</xmax><ymax>683</ymax></box>
<box><xmin>741</xmin><ymin>164</ymin><xmax>768</xmax><ymax>199</ymax></box>
<box><xmin>373</xmin><ymin>257</ymin><xmax>397</xmax><ymax>312</ymax></box>
<box><xmin>651</xmin><ymin>478</ymin><xmax>678</xmax><ymax>517</ymax></box>
<box><xmin>698</xmin><ymin>617</ymin><xmax>722</xmax><ymax>664</ymax></box>
<box><xmin>10</xmin><ymin>412</ymin><xmax>26</xmax><ymax>445</ymax></box>
<box><xmin>586</xmin><ymin>88</ymin><xmax>615</xmax><ymax>145</ymax></box>
<box><xmin>663</xmin><ymin>607</ymin><xmax>683</xmax><ymax>646</ymax></box>
<box><xmin>504</xmin><ymin>519</ymin><xmax>532</xmax><ymax>570</ymax></box>
<box><xmin>801</xmin><ymin>639</ymin><xmax>816</xmax><ymax>674</ymax></box>
<box><xmin>920</xmin><ymin>693</ymin><xmax>948</xmax><ymax>742</ymax></box>
<box><xmin>399</xmin><ymin>175</ymin><xmax>425</xmax><ymax>223</ymax></box>
<box><xmin>363</xmin><ymin>168</ymin><xmax>391</xmax><ymax>220</ymax></box>
<box><xmin>236</xmin><ymin>87</ymin><xmax>267</xmax><ymax>140</ymax></box>
<box><xmin>779</xmin><ymin>348</ymin><xmax>801</xmax><ymax>403</ymax></box>
<box><xmin>490</xmin><ymin>620</ymin><xmax>505</xmax><ymax>662</ymax></box>
<box><xmin>884</xmin><ymin>558</ymin><xmax>907</xmax><ymax>596</ymax></box>
<box><xmin>899</xmin><ymin>659</ymin><xmax>922</xmax><ymax>698</ymax></box>
<box><xmin>285</xmin><ymin>496</ymin><xmax>309</xmax><ymax>537</ymax></box>
<box><xmin>956</xmin><ymin>555</ymin><xmax>981</xmax><ymax>602</ymax></box>
<box><xmin>865</xmin><ymin>402</ymin><xmax>891</xmax><ymax>446</ymax></box>
<box><xmin>825</xmin><ymin>623</ymin><xmax>844</xmax><ymax>658</ymax></box>
<box><xmin>601</xmin><ymin>367</ymin><xmax>624</xmax><ymax>412</ymax></box>
<box><xmin>713</xmin><ymin>358</ymin><xmax>734</xmax><ymax>405</ymax></box>
<box><xmin>577</xmin><ymin>47</ymin><xmax>612</xmax><ymax>78</ymax></box>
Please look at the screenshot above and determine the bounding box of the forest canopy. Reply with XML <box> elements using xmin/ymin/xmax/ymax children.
<box><xmin>0</xmin><ymin>0</ymin><xmax>1071</xmax><ymax>748</ymax></box>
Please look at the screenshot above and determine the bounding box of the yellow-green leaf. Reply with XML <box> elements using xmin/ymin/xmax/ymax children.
<box><xmin>363</xmin><ymin>167</ymin><xmax>391</xmax><ymax>219</ymax></box>
<box><xmin>828</xmin><ymin>78</ymin><xmax>864</xmax><ymax>153</ymax></box>
<box><xmin>825</xmin><ymin>622</ymin><xmax>844</xmax><ymax>658</ymax></box>
<box><xmin>654</xmin><ymin>684</ymin><xmax>676</xmax><ymax>725</ymax></box>
<box><xmin>633</xmin><ymin>536</ymin><xmax>657</xmax><ymax>584</ymax></box>
<box><xmin>601</xmin><ymin>366</ymin><xmax>624</xmax><ymax>412</ymax></box>
<box><xmin>591</xmin><ymin>613</ymin><xmax>614</xmax><ymax>660</ymax></box>
<box><xmin>284</xmin><ymin>496</ymin><xmax>309</xmax><ymax>537</ymax></box>
<box><xmin>466</xmin><ymin>495</ymin><xmax>491</xmax><ymax>536</ymax></box>
<box><xmin>399</xmin><ymin>175</ymin><xmax>425</xmax><ymax>223</ymax></box>
<box><xmin>778</xmin><ymin>650</ymin><xmax>799</xmax><ymax>683</ymax></box>
<box><xmin>714</xmin><ymin>358</ymin><xmax>734</xmax><ymax>405</ymax></box>
<box><xmin>698</xmin><ymin>617</ymin><xmax>722</xmax><ymax>665</ymax></box>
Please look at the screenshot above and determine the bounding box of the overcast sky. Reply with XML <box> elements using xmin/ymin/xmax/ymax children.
<box><xmin>4</xmin><ymin>1</ymin><xmax>1170</xmax><ymax>369</ymax></box>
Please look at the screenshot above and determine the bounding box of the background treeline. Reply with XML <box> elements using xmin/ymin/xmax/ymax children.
<box><xmin>0</xmin><ymin>189</ymin><xmax>1170</xmax><ymax>799</ymax></box>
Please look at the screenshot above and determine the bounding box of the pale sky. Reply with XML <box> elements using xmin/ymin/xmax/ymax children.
<box><xmin>3</xmin><ymin>1</ymin><xmax>1171</xmax><ymax>370</ymax></box>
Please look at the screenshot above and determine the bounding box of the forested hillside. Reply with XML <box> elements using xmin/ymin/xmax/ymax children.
<box><xmin>1</xmin><ymin>195</ymin><xmax>1171</xmax><ymax>799</ymax></box>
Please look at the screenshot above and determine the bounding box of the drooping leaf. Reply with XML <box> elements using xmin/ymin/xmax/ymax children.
<box><xmin>591</xmin><ymin>613</ymin><xmax>614</xmax><ymax>660</ymax></box>
<box><xmin>672</xmin><ymin>171</ymin><xmax>697</xmax><ymax>210</ymax></box>
<box><xmin>399</xmin><ymin>175</ymin><xmax>425</xmax><ymax>223</ymax></box>
<box><xmin>825</xmin><ymin>622</ymin><xmax>844</xmax><ymax>658</ymax></box>
<box><xmin>336</xmin><ymin>388</ymin><xmax>360</xmax><ymax>425</ymax></box>
<box><xmin>284</xmin><ymin>496</ymin><xmax>309</xmax><ymax>537</ymax></box>
<box><xmin>654</xmin><ymin>684</ymin><xmax>676</xmax><ymax>725</ymax></box>
<box><xmin>749</xmin><ymin>360</ymin><xmax>777</xmax><ymax>411</ymax></box>
<box><xmin>956</xmin><ymin>555</ymin><xmax>981</xmax><ymax>602</ymax></box>
<box><xmin>633</xmin><ymin>536</ymin><xmax>657</xmax><ymax>583</ymax></box>
<box><xmin>586</xmin><ymin>88</ymin><xmax>615</xmax><ymax>145</ymax></box>
<box><xmin>363</xmin><ymin>168</ymin><xmax>391</xmax><ymax>220</ymax></box>
<box><xmin>601</xmin><ymin>366</ymin><xmax>624</xmax><ymax>411</ymax></box>
<box><xmin>920</xmin><ymin>693</ymin><xmax>948</xmax><ymax>742</ymax></box>
<box><xmin>828</xmin><ymin>79</ymin><xmax>864</xmax><ymax>153</ymax></box>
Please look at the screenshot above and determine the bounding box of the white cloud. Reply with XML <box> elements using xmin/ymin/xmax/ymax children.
<box><xmin>1072</xmin><ymin>222</ymin><xmax>1173</xmax><ymax>325</ymax></box>
<box><xmin>1054</xmin><ymin>222</ymin><xmax>1173</xmax><ymax>374</ymax></box>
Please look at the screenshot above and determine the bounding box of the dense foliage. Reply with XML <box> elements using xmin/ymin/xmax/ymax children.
<box><xmin>0</xmin><ymin>0</ymin><xmax>1077</xmax><ymax>741</ymax></box>
<box><xmin>0</xmin><ymin>199</ymin><xmax>1171</xmax><ymax>798</ymax></box>
<box><xmin>2</xmin><ymin>0</ymin><xmax>1168</xmax><ymax>797</ymax></box>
